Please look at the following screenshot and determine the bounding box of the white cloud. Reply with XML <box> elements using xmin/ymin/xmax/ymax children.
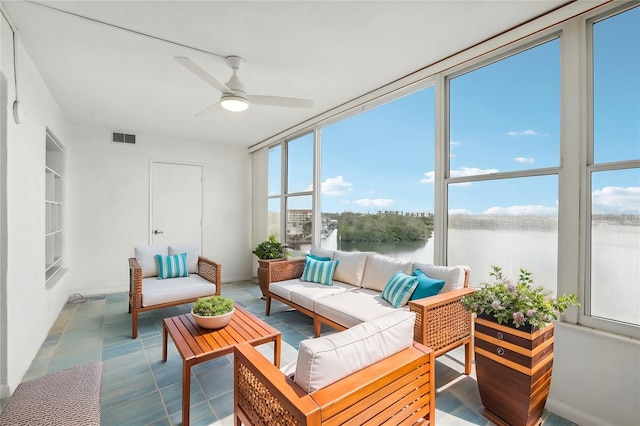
<box><xmin>592</xmin><ymin>186</ymin><xmax>640</xmax><ymax>214</ymax></box>
<box><xmin>482</xmin><ymin>205</ymin><xmax>557</xmax><ymax>216</ymax></box>
<box><xmin>353</xmin><ymin>198</ymin><xmax>394</xmax><ymax>207</ymax></box>
<box><xmin>450</xmin><ymin>140</ymin><xmax>461</xmax><ymax>146</ymax></box>
<box><xmin>514</xmin><ymin>157</ymin><xmax>535</xmax><ymax>164</ymax></box>
<box><xmin>313</xmin><ymin>176</ymin><xmax>352</xmax><ymax>196</ymax></box>
<box><xmin>420</xmin><ymin>171</ymin><xmax>435</xmax><ymax>184</ymax></box>
<box><xmin>507</xmin><ymin>130</ymin><xmax>540</xmax><ymax>137</ymax></box>
<box><xmin>421</xmin><ymin>167</ymin><xmax>499</xmax><ymax>185</ymax></box>
<box><xmin>448</xmin><ymin>208</ymin><xmax>473</xmax><ymax>215</ymax></box>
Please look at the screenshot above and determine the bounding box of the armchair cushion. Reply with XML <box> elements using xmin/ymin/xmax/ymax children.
<box><xmin>294</xmin><ymin>310</ymin><xmax>415</xmax><ymax>393</ymax></box>
<box><xmin>413</xmin><ymin>262</ymin><xmax>467</xmax><ymax>293</ymax></box>
<box><xmin>141</xmin><ymin>275</ymin><xmax>216</xmax><ymax>307</ymax></box>
<box><xmin>156</xmin><ymin>253</ymin><xmax>189</xmax><ymax>279</ymax></box>
<box><xmin>169</xmin><ymin>242</ymin><xmax>200</xmax><ymax>273</ymax></box>
<box><xmin>135</xmin><ymin>245</ymin><xmax>168</xmax><ymax>278</ymax></box>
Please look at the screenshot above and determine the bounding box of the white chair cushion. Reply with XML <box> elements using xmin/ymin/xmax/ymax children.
<box><xmin>309</xmin><ymin>247</ymin><xmax>335</xmax><ymax>260</ymax></box>
<box><xmin>361</xmin><ymin>253</ymin><xmax>413</xmax><ymax>292</ymax></box>
<box><xmin>135</xmin><ymin>245</ymin><xmax>168</xmax><ymax>278</ymax></box>
<box><xmin>412</xmin><ymin>262</ymin><xmax>467</xmax><ymax>293</ymax></box>
<box><xmin>332</xmin><ymin>251</ymin><xmax>368</xmax><ymax>287</ymax></box>
<box><xmin>290</xmin><ymin>281</ymin><xmax>357</xmax><ymax>311</ymax></box>
<box><xmin>141</xmin><ymin>275</ymin><xmax>216</xmax><ymax>307</ymax></box>
<box><xmin>169</xmin><ymin>242</ymin><xmax>200</xmax><ymax>274</ymax></box>
<box><xmin>314</xmin><ymin>288</ymin><xmax>407</xmax><ymax>328</ymax></box>
<box><xmin>294</xmin><ymin>310</ymin><xmax>415</xmax><ymax>393</ymax></box>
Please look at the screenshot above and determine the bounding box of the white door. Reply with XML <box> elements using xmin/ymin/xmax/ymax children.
<box><xmin>151</xmin><ymin>161</ymin><xmax>203</xmax><ymax>248</ymax></box>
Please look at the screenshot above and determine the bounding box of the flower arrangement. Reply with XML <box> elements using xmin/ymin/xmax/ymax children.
<box><xmin>461</xmin><ymin>266</ymin><xmax>579</xmax><ymax>329</ymax></box>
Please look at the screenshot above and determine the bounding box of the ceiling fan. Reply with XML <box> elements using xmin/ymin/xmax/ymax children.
<box><xmin>175</xmin><ymin>56</ymin><xmax>313</xmax><ymax>114</ymax></box>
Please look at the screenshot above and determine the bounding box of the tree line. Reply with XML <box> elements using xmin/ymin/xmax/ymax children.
<box><xmin>325</xmin><ymin>212</ymin><xmax>433</xmax><ymax>243</ymax></box>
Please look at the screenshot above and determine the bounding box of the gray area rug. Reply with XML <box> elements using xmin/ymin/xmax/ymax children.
<box><xmin>0</xmin><ymin>362</ymin><xmax>102</xmax><ymax>426</ymax></box>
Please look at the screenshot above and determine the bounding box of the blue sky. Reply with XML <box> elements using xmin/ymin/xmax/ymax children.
<box><xmin>279</xmin><ymin>7</ymin><xmax>639</xmax><ymax>216</ymax></box>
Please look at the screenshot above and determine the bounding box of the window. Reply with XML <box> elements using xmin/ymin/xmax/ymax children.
<box><xmin>320</xmin><ymin>87</ymin><xmax>436</xmax><ymax>263</ymax></box>
<box><xmin>588</xmin><ymin>6</ymin><xmax>640</xmax><ymax>328</ymax></box>
<box><xmin>45</xmin><ymin>130</ymin><xmax>64</xmax><ymax>285</ymax></box>
<box><xmin>285</xmin><ymin>133</ymin><xmax>314</xmax><ymax>251</ymax></box>
<box><xmin>448</xmin><ymin>38</ymin><xmax>560</xmax><ymax>285</ymax></box>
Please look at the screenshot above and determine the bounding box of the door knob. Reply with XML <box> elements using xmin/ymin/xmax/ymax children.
<box><xmin>154</xmin><ymin>230</ymin><xmax>163</xmax><ymax>234</ymax></box>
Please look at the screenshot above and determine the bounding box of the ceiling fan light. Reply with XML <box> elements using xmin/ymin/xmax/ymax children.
<box><xmin>220</xmin><ymin>95</ymin><xmax>249</xmax><ymax>112</ymax></box>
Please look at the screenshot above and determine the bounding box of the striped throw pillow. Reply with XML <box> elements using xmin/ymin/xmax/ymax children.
<box><xmin>301</xmin><ymin>256</ymin><xmax>339</xmax><ymax>286</ymax></box>
<box><xmin>155</xmin><ymin>253</ymin><xmax>189</xmax><ymax>279</ymax></box>
<box><xmin>381</xmin><ymin>271</ymin><xmax>419</xmax><ymax>308</ymax></box>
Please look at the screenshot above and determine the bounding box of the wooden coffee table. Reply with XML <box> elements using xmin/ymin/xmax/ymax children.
<box><xmin>162</xmin><ymin>304</ymin><xmax>281</xmax><ymax>426</ymax></box>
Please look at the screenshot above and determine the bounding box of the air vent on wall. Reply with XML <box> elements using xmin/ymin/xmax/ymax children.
<box><xmin>112</xmin><ymin>132</ymin><xmax>136</xmax><ymax>144</ymax></box>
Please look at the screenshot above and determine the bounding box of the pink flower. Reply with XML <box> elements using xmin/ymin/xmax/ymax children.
<box><xmin>527</xmin><ymin>309</ymin><xmax>536</xmax><ymax>317</ymax></box>
<box><xmin>507</xmin><ymin>284</ymin><xmax>516</xmax><ymax>292</ymax></box>
<box><xmin>513</xmin><ymin>312</ymin><xmax>525</xmax><ymax>322</ymax></box>
<box><xmin>491</xmin><ymin>300</ymin><xmax>501</xmax><ymax>309</ymax></box>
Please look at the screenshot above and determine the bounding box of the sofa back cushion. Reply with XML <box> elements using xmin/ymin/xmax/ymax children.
<box><xmin>361</xmin><ymin>253</ymin><xmax>413</xmax><ymax>292</ymax></box>
<box><xmin>169</xmin><ymin>243</ymin><xmax>200</xmax><ymax>274</ymax></box>
<box><xmin>294</xmin><ymin>310</ymin><xmax>415</xmax><ymax>393</ymax></box>
<box><xmin>309</xmin><ymin>247</ymin><xmax>335</xmax><ymax>260</ymax></box>
<box><xmin>412</xmin><ymin>262</ymin><xmax>468</xmax><ymax>293</ymax></box>
<box><xmin>135</xmin><ymin>245</ymin><xmax>168</xmax><ymax>278</ymax></box>
<box><xmin>332</xmin><ymin>251</ymin><xmax>368</xmax><ymax>286</ymax></box>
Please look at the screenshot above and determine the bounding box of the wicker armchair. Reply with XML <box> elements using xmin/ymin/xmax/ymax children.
<box><xmin>265</xmin><ymin>258</ymin><xmax>475</xmax><ymax>374</ymax></box>
<box><xmin>128</xmin><ymin>255</ymin><xmax>221</xmax><ymax>338</ymax></box>
<box><xmin>234</xmin><ymin>341</ymin><xmax>435</xmax><ymax>426</ymax></box>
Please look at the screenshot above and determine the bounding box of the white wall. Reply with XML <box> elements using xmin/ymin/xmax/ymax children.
<box><xmin>65</xmin><ymin>125</ymin><xmax>253</xmax><ymax>295</ymax></box>
<box><xmin>1</xmin><ymin>21</ymin><xmax>72</xmax><ymax>393</ymax></box>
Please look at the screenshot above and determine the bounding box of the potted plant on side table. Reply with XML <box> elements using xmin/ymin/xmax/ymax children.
<box><xmin>253</xmin><ymin>235</ymin><xmax>288</xmax><ymax>299</ymax></box>
<box><xmin>461</xmin><ymin>266</ymin><xmax>579</xmax><ymax>426</ymax></box>
<box><xmin>191</xmin><ymin>295</ymin><xmax>235</xmax><ymax>329</ymax></box>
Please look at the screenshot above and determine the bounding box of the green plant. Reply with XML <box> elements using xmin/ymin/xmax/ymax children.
<box><xmin>192</xmin><ymin>296</ymin><xmax>234</xmax><ymax>316</ymax></box>
<box><xmin>252</xmin><ymin>234</ymin><xmax>288</xmax><ymax>260</ymax></box>
<box><xmin>461</xmin><ymin>266</ymin><xmax>579</xmax><ymax>329</ymax></box>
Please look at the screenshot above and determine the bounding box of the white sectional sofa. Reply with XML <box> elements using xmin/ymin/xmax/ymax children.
<box><xmin>265</xmin><ymin>247</ymin><xmax>475</xmax><ymax>373</ymax></box>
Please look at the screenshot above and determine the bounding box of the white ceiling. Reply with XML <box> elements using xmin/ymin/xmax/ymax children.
<box><xmin>2</xmin><ymin>1</ymin><xmax>569</xmax><ymax>148</ymax></box>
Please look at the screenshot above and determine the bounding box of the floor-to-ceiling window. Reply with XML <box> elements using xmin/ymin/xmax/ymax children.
<box><xmin>587</xmin><ymin>5</ymin><xmax>640</xmax><ymax>329</ymax></box>
<box><xmin>447</xmin><ymin>38</ymin><xmax>561</xmax><ymax>292</ymax></box>
<box><xmin>320</xmin><ymin>87</ymin><xmax>435</xmax><ymax>263</ymax></box>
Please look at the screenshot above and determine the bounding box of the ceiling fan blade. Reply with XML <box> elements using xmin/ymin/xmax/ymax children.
<box><xmin>174</xmin><ymin>56</ymin><xmax>231</xmax><ymax>94</ymax></box>
<box><xmin>248</xmin><ymin>95</ymin><xmax>313</xmax><ymax>108</ymax></box>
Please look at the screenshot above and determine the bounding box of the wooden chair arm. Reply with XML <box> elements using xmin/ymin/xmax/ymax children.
<box><xmin>129</xmin><ymin>258</ymin><xmax>143</xmax><ymax>309</ymax></box>
<box><xmin>197</xmin><ymin>256</ymin><xmax>222</xmax><ymax>295</ymax></box>
<box><xmin>409</xmin><ymin>287</ymin><xmax>476</xmax><ymax>357</ymax></box>
<box><xmin>267</xmin><ymin>258</ymin><xmax>306</xmax><ymax>284</ymax></box>
<box><xmin>234</xmin><ymin>342</ymin><xmax>321</xmax><ymax>425</ymax></box>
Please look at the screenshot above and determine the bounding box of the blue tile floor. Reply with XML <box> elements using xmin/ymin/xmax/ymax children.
<box><xmin>21</xmin><ymin>280</ymin><xmax>576</xmax><ymax>425</ymax></box>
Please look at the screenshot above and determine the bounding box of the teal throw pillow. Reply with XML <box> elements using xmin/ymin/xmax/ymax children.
<box><xmin>301</xmin><ymin>257</ymin><xmax>339</xmax><ymax>286</ymax></box>
<box><xmin>381</xmin><ymin>271</ymin><xmax>419</xmax><ymax>308</ymax></box>
<box><xmin>306</xmin><ymin>253</ymin><xmax>332</xmax><ymax>261</ymax></box>
<box><xmin>410</xmin><ymin>269</ymin><xmax>445</xmax><ymax>300</ymax></box>
<box><xmin>155</xmin><ymin>253</ymin><xmax>189</xmax><ymax>279</ymax></box>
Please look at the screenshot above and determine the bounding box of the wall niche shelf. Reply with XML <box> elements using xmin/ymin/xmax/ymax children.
<box><xmin>45</xmin><ymin>131</ymin><xmax>64</xmax><ymax>284</ymax></box>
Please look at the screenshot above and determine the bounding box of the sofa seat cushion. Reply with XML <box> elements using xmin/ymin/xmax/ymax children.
<box><xmin>141</xmin><ymin>275</ymin><xmax>216</xmax><ymax>307</ymax></box>
<box><xmin>412</xmin><ymin>262</ymin><xmax>467</xmax><ymax>293</ymax></box>
<box><xmin>269</xmin><ymin>279</ymin><xmax>355</xmax><ymax>311</ymax></box>
<box><xmin>314</xmin><ymin>288</ymin><xmax>407</xmax><ymax>329</ymax></box>
<box><xmin>294</xmin><ymin>310</ymin><xmax>415</xmax><ymax>393</ymax></box>
<box><xmin>361</xmin><ymin>253</ymin><xmax>413</xmax><ymax>292</ymax></box>
<box><xmin>333</xmin><ymin>251</ymin><xmax>368</xmax><ymax>286</ymax></box>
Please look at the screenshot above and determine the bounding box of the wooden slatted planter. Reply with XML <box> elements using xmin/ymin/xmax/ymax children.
<box><xmin>474</xmin><ymin>316</ymin><xmax>555</xmax><ymax>426</ymax></box>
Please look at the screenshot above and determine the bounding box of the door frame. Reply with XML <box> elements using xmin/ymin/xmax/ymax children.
<box><xmin>148</xmin><ymin>160</ymin><xmax>204</xmax><ymax>247</ymax></box>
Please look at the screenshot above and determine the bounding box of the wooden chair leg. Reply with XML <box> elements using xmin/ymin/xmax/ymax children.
<box><xmin>265</xmin><ymin>294</ymin><xmax>271</xmax><ymax>316</ymax></box>
<box><xmin>132</xmin><ymin>310</ymin><xmax>138</xmax><ymax>339</ymax></box>
<box><xmin>464</xmin><ymin>341</ymin><xmax>473</xmax><ymax>375</ymax></box>
<box><xmin>314</xmin><ymin>318</ymin><xmax>322</xmax><ymax>337</ymax></box>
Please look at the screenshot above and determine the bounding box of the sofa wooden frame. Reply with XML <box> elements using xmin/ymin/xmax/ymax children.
<box><xmin>128</xmin><ymin>255</ymin><xmax>222</xmax><ymax>339</ymax></box>
<box><xmin>265</xmin><ymin>258</ymin><xmax>475</xmax><ymax>374</ymax></box>
<box><xmin>234</xmin><ymin>341</ymin><xmax>435</xmax><ymax>425</ymax></box>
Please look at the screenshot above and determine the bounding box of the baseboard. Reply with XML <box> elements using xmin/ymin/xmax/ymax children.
<box><xmin>546</xmin><ymin>397</ymin><xmax>608</xmax><ymax>426</ymax></box>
